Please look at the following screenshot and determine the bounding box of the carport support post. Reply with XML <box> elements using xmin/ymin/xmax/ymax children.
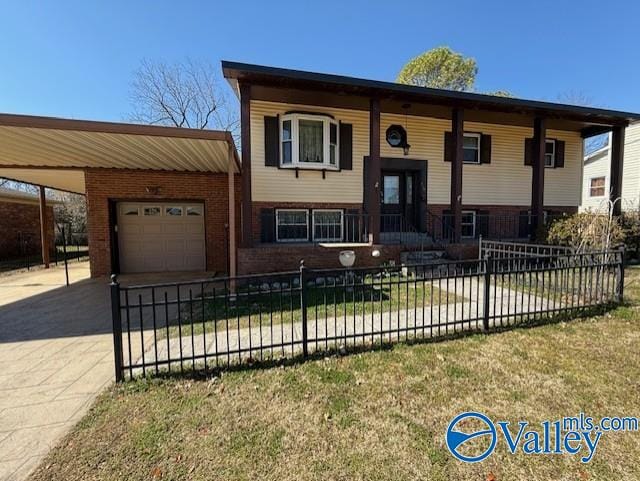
<box><xmin>110</xmin><ymin>274</ymin><xmax>124</xmax><ymax>382</ymax></box>
<box><xmin>228</xmin><ymin>142</ymin><xmax>237</xmax><ymax>293</ymax></box>
<box><xmin>38</xmin><ymin>186</ymin><xmax>50</xmax><ymax>268</ymax></box>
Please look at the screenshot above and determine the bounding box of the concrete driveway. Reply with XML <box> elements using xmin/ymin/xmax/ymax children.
<box><xmin>0</xmin><ymin>262</ymin><xmax>113</xmax><ymax>481</ymax></box>
<box><xmin>0</xmin><ymin>262</ymin><xmax>213</xmax><ymax>481</ymax></box>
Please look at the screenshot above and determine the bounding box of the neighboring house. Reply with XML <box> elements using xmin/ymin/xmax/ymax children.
<box><xmin>0</xmin><ymin>62</ymin><xmax>638</xmax><ymax>278</ymax></box>
<box><xmin>221</xmin><ymin>62</ymin><xmax>639</xmax><ymax>274</ymax></box>
<box><xmin>580</xmin><ymin>122</ymin><xmax>640</xmax><ymax>212</ymax></box>
<box><xmin>0</xmin><ymin>186</ymin><xmax>59</xmax><ymax>259</ymax></box>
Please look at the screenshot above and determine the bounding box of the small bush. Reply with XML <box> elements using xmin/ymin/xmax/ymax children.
<box><xmin>546</xmin><ymin>212</ymin><xmax>624</xmax><ymax>252</ymax></box>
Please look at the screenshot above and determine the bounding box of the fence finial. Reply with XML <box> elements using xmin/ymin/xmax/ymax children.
<box><xmin>299</xmin><ymin>259</ymin><xmax>305</xmax><ymax>269</ymax></box>
<box><xmin>110</xmin><ymin>273</ymin><xmax>118</xmax><ymax>285</ymax></box>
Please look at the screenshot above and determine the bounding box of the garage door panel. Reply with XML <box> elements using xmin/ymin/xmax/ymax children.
<box><xmin>117</xmin><ymin>201</ymin><xmax>206</xmax><ymax>273</ymax></box>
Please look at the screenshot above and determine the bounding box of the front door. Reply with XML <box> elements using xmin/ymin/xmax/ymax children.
<box><xmin>381</xmin><ymin>172</ymin><xmax>417</xmax><ymax>232</ymax></box>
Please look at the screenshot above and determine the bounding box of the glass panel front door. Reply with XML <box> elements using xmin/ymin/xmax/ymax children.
<box><xmin>381</xmin><ymin>172</ymin><xmax>418</xmax><ymax>232</ymax></box>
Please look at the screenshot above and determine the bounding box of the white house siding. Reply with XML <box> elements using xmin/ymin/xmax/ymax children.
<box><xmin>250</xmin><ymin>100</ymin><xmax>583</xmax><ymax>207</ymax></box>
<box><xmin>621</xmin><ymin>122</ymin><xmax>640</xmax><ymax>210</ymax></box>
<box><xmin>580</xmin><ymin>148</ymin><xmax>610</xmax><ymax>212</ymax></box>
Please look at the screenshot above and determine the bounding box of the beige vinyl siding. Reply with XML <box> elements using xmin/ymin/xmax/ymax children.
<box><xmin>250</xmin><ymin>100</ymin><xmax>367</xmax><ymax>203</ymax></box>
<box><xmin>250</xmin><ymin>101</ymin><xmax>583</xmax><ymax>207</ymax></box>
<box><xmin>621</xmin><ymin>122</ymin><xmax>640</xmax><ymax>209</ymax></box>
<box><xmin>580</xmin><ymin>148</ymin><xmax>610</xmax><ymax>212</ymax></box>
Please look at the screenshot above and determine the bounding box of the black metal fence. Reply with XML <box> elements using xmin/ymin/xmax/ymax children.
<box><xmin>479</xmin><ymin>238</ymin><xmax>575</xmax><ymax>259</ymax></box>
<box><xmin>0</xmin><ymin>228</ymin><xmax>88</xmax><ymax>273</ymax></box>
<box><xmin>110</xmin><ymin>246</ymin><xmax>625</xmax><ymax>381</ymax></box>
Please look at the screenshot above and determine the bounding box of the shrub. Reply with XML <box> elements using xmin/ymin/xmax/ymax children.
<box><xmin>546</xmin><ymin>212</ymin><xmax>624</xmax><ymax>252</ymax></box>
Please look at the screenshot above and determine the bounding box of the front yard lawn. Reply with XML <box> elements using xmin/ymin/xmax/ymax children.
<box><xmin>30</xmin><ymin>267</ymin><xmax>640</xmax><ymax>481</ymax></box>
<box><xmin>162</xmin><ymin>273</ymin><xmax>465</xmax><ymax>339</ymax></box>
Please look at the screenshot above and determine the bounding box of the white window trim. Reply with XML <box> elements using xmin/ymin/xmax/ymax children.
<box><xmin>463</xmin><ymin>133</ymin><xmax>481</xmax><ymax>164</ymax></box>
<box><xmin>461</xmin><ymin>210</ymin><xmax>476</xmax><ymax>239</ymax></box>
<box><xmin>312</xmin><ymin>209</ymin><xmax>344</xmax><ymax>242</ymax></box>
<box><xmin>275</xmin><ymin>209</ymin><xmax>309</xmax><ymax>243</ymax></box>
<box><xmin>589</xmin><ymin>176</ymin><xmax>607</xmax><ymax>198</ymax></box>
<box><xmin>280</xmin><ymin>113</ymin><xmax>339</xmax><ymax>170</ymax></box>
<box><xmin>545</xmin><ymin>139</ymin><xmax>556</xmax><ymax>168</ymax></box>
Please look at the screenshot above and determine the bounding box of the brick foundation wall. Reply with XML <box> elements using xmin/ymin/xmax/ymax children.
<box><xmin>85</xmin><ymin>169</ymin><xmax>241</xmax><ymax>278</ymax></box>
<box><xmin>0</xmin><ymin>201</ymin><xmax>55</xmax><ymax>258</ymax></box>
<box><xmin>238</xmin><ymin>244</ymin><xmax>406</xmax><ymax>275</ymax></box>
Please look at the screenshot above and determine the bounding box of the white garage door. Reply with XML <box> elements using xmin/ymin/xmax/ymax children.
<box><xmin>117</xmin><ymin>202</ymin><xmax>206</xmax><ymax>273</ymax></box>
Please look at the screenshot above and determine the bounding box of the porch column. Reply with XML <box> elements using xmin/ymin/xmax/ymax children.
<box><xmin>450</xmin><ymin>108</ymin><xmax>464</xmax><ymax>243</ymax></box>
<box><xmin>610</xmin><ymin>125</ymin><xmax>625</xmax><ymax>215</ymax></box>
<box><xmin>38</xmin><ymin>185</ymin><xmax>50</xmax><ymax>268</ymax></box>
<box><xmin>240</xmin><ymin>83</ymin><xmax>253</xmax><ymax>247</ymax></box>
<box><xmin>368</xmin><ymin>98</ymin><xmax>381</xmax><ymax>243</ymax></box>
<box><xmin>227</xmin><ymin>142</ymin><xmax>237</xmax><ymax>279</ymax></box>
<box><xmin>530</xmin><ymin>117</ymin><xmax>546</xmax><ymax>240</ymax></box>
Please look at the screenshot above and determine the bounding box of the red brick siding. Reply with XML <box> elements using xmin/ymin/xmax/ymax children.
<box><xmin>85</xmin><ymin>169</ymin><xmax>241</xmax><ymax>278</ymax></box>
<box><xmin>0</xmin><ymin>201</ymin><xmax>55</xmax><ymax>258</ymax></box>
<box><xmin>238</xmin><ymin>243</ymin><xmax>405</xmax><ymax>275</ymax></box>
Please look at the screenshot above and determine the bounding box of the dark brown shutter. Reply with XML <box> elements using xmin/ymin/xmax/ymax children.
<box><xmin>339</xmin><ymin>122</ymin><xmax>353</xmax><ymax>170</ymax></box>
<box><xmin>264</xmin><ymin>116</ymin><xmax>279</xmax><ymax>167</ymax></box>
<box><xmin>524</xmin><ymin>138</ymin><xmax>533</xmax><ymax>166</ymax></box>
<box><xmin>444</xmin><ymin>131</ymin><xmax>453</xmax><ymax>162</ymax></box>
<box><xmin>480</xmin><ymin>134</ymin><xmax>492</xmax><ymax>164</ymax></box>
<box><xmin>555</xmin><ymin>140</ymin><xmax>565</xmax><ymax>168</ymax></box>
<box><xmin>477</xmin><ymin>210</ymin><xmax>490</xmax><ymax>237</ymax></box>
<box><xmin>518</xmin><ymin>210</ymin><xmax>530</xmax><ymax>238</ymax></box>
<box><xmin>260</xmin><ymin>208</ymin><xmax>275</xmax><ymax>243</ymax></box>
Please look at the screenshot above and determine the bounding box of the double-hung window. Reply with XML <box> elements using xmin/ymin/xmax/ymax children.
<box><xmin>276</xmin><ymin>209</ymin><xmax>309</xmax><ymax>242</ymax></box>
<box><xmin>463</xmin><ymin>133</ymin><xmax>481</xmax><ymax>164</ymax></box>
<box><xmin>590</xmin><ymin>176</ymin><xmax>606</xmax><ymax>197</ymax></box>
<box><xmin>461</xmin><ymin>211</ymin><xmax>476</xmax><ymax>238</ymax></box>
<box><xmin>545</xmin><ymin>140</ymin><xmax>556</xmax><ymax>167</ymax></box>
<box><xmin>280</xmin><ymin>113</ymin><xmax>339</xmax><ymax>169</ymax></box>
<box><xmin>313</xmin><ymin>210</ymin><xmax>343</xmax><ymax>242</ymax></box>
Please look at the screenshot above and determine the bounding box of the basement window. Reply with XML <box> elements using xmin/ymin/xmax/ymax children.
<box><xmin>461</xmin><ymin>211</ymin><xmax>476</xmax><ymax>238</ymax></box>
<box><xmin>276</xmin><ymin>209</ymin><xmax>309</xmax><ymax>242</ymax></box>
<box><xmin>280</xmin><ymin>113</ymin><xmax>339</xmax><ymax>169</ymax></box>
<box><xmin>313</xmin><ymin>210</ymin><xmax>343</xmax><ymax>242</ymax></box>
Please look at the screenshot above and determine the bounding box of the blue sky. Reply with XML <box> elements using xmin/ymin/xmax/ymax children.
<box><xmin>1</xmin><ymin>0</ymin><xmax>639</xmax><ymax>122</ymax></box>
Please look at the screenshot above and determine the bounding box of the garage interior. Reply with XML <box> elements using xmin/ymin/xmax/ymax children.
<box><xmin>0</xmin><ymin>113</ymin><xmax>240</xmax><ymax>278</ymax></box>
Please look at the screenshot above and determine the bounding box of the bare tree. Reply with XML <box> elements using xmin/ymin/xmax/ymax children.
<box><xmin>129</xmin><ymin>59</ymin><xmax>238</xmax><ymax>138</ymax></box>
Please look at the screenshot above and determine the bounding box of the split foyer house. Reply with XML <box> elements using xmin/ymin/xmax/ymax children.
<box><xmin>580</xmin><ymin>122</ymin><xmax>640</xmax><ymax>212</ymax></box>
<box><xmin>222</xmin><ymin>62</ymin><xmax>639</xmax><ymax>273</ymax></box>
<box><xmin>0</xmin><ymin>61</ymin><xmax>638</xmax><ymax>278</ymax></box>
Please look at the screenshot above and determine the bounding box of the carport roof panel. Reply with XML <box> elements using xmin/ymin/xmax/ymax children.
<box><xmin>0</xmin><ymin>113</ymin><xmax>239</xmax><ymax>174</ymax></box>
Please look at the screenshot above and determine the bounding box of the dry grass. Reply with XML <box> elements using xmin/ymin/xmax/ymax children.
<box><xmin>30</xmin><ymin>267</ymin><xmax>640</xmax><ymax>481</ymax></box>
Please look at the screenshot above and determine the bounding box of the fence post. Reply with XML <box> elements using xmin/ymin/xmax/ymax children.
<box><xmin>617</xmin><ymin>245</ymin><xmax>625</xmax><ymax>303</ymax></box>
<box><xmin>61</xmin><ymin>226</ymin><xmax>69</xmax><ymax>287</ymax></box>
<box><xmin>482</xmin><ymin>254</ymin><xmax>492</xmax><ymax>332</ymax></box>
<box><xmin>299</xmin><ymin>260</ymin><xmax>309</xmax><ymax>358</ymax></box>
<box><xmin>110</xmin><ymin>274</ymin><xmax>124</xmax><ymax>382</ymax></box>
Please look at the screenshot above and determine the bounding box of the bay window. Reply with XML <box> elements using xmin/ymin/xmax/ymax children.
<box><xmin>280</xmin><ymin>113</ymin><xmax>339</xmax><ymax>169</ymax></box>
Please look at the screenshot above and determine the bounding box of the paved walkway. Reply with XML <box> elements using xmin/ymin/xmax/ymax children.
<box><xmin>125</xmin><ymin>276</ymin><xmax>565</xmax><ymax>376</ymax></box>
